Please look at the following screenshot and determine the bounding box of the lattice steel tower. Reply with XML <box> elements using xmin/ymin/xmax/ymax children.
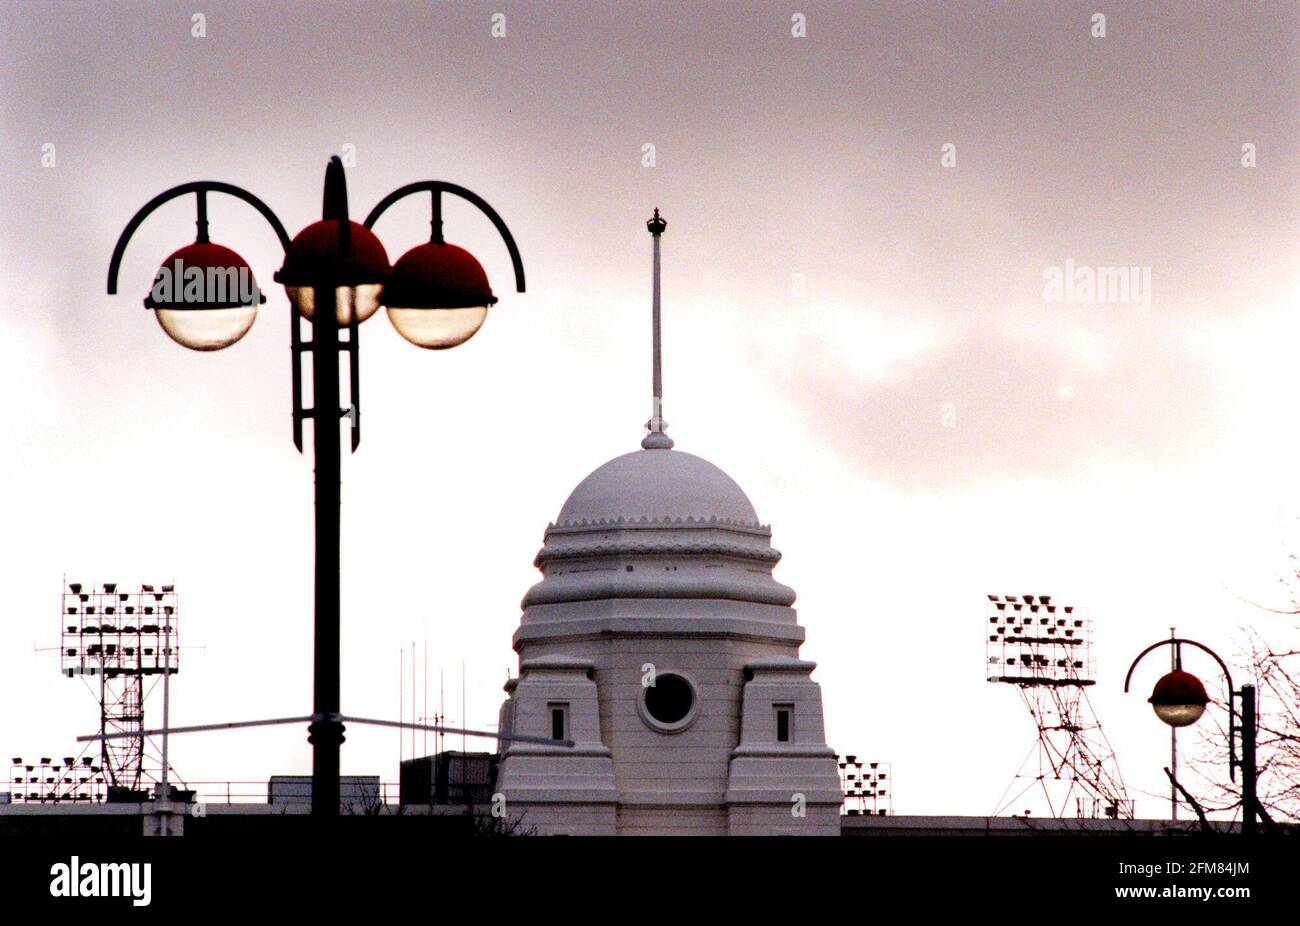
<box><xmin>60</xmin><ymin>581</ymin><xmax>179</xmax><ymax>796</ymax></box>
<box><xmin>986</xmin><ymin>594</ymin><xmax>1132</xmax><ymax>819</ymax></box>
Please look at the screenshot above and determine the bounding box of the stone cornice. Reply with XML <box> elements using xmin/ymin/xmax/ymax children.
<box><xmin>534</xmin><ymin>537</ymin><xmax>782</xmax><ymax>568</ymax></box>
<box><xmin>743</xmin><ymin>658</ymin><xmax>819</xmax><ymax>673</ymax></box>
<box><xmin>521</xmin><ymin>573</ymin><xmax>797</xmax><ymax>608</ymax></box>
<box><xmin>519</xmin><ymin>654</ymin><xmax>596</xmax><ymax>672</ymax></box>
<box><xmin>547</xmin><ymin>515</ymin><xmax>770</xmax><ymax>534</ymax></box>
<box><xmin>513</xmin><ymin>615</ymin><xmax>806</xmax><ymax>649</ymax></box>
<box><xmin>729</xmin><ymin>745</ymin><xmax>837</xmax><ymax>759</ymax></box>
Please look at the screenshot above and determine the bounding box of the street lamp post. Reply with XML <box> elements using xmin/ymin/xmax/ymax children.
<box><xmin>107</xmin><ymin>156</ymin><xmax>525</xmax><ymax>818</ymax></box>
<box><xmin>1124</xmin><ymin>637</ymin><xmax>1258</xmax><ymax>836</ymax></box>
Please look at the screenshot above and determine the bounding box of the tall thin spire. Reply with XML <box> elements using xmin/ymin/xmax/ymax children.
<box><xmin>642</xmin><ymin>208</ymin><xmax>673</xmax><ymax>450</ymax></box>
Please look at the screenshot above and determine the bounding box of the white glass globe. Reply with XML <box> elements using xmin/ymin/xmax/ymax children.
<box><xmin>386</xmin><ymin>305</ymin><xmax>488</xmax><ymax>350</ymax></box>
<box><xmin>1152</xmin><ymin>702</ymin><xmax>1206</xmax><ymax>728</ymax></box>
<box><xmin>285</xmin><ymin>284</ymin><xmax>383</xmax><ymax>325</ymax></box>
<box><xmin>155</xmin><ymin>306</ymin><xmax>257</xmax><ymax>351</ymax></box>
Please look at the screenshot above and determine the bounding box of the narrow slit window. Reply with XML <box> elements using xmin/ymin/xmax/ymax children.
<box><xmin>775</xmin><ymin>705</ymin><xmax>793</xmax><ymax>743</ymax></box>
<box><xmin>549</xmin><ymin>703</ymin><xmax>569</xmax><ymax>741</ymax></box>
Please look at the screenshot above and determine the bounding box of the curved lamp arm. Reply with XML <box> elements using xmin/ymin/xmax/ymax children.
<box><xmin>1122</xmin><ymin>637</ymin><xmax>1235</xmax><ymax>695</ymax></box>
<box><xmin>1124</xmin><ymin>636</ymin><xmax>1239</xmax><ymax>780</ymax></box>
<box><xmin>363</xmin><ymin>181</ymin><xmax>525</xmax><ymax>293</ymax></box>
<box><xmin>106</xmin><ymin>181</ymin><xmax>292</xmax><ymax>296</ymax></box>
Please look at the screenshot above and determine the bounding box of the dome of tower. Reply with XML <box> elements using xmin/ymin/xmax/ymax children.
<box><xmin>521</xmin><ymin>443</ymin><xmax>795</xmax><ymax>612</ymax></box>
<box><xmin>555</xmin><ymin>448</ymin><xmax>761</xmax><ymax>529</ymax></box>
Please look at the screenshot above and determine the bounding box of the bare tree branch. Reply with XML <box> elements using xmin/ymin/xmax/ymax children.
<box><xmin>1164</xmin><ymin>767</ymin><xmax>1214</xmax><ymax>834</ymax></box>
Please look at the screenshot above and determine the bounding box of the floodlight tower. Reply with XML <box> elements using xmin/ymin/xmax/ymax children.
<box><xmin>985</xmin><ymin>594</ymin><xmax>1131</xmax><ymax>819</ymax></box>
<box><xmin>60</xmin><ymin>581</ymin><xmax>179</xmax><ymax>797</ymax></box>
<box><xmin>7</xmin><ymin>756</ymin><xmax>104</xmax><ymax>804</ymax></box>
<box><xmin>836</xmin><ymin>755</ymin><xmax>892</xmax><ymax>816</ymax></box>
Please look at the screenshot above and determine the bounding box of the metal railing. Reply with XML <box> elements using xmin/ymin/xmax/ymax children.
<box><xmin>174</xmin><ymin>780</ymin><xmax>403</xmax><ymax>805</ymax></box>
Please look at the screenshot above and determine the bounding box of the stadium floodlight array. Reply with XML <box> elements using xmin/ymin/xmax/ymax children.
<box><xmin>8</xmin><ymin>756</ymin><xmax>106</xmax><ymax>804</ymax></box>
<box><xmin>61</xmin><ymin>582</ymin><xmax>179</xmax><ymax>678</ymax></box>
<box><xmin>7</xmin><ymin>581</ymin><xmax>185</xmax><ymax>804</ymax></box>
<box><xmin>985</xmin><ymin>593</ymin><xmax>1093</xmax><ymax>685</ymax></box>
<box><xmin>57</xmin><ymin>581</ymin><xmax>179</xmax><ymax>796</ymax></box>
<box><xmin>836</xmin><ymin>754</ymin><xmax>891</xmax><ymax>816</ymax></box>
<box><xmin>984</xmin><ymin>594</ymin><xmax>1130</xmax><ymax>819</ymax></box>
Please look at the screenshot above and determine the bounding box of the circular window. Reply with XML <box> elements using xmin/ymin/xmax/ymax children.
<box><xmin>639</xmin><ymin>672</ymin><xmax>698</xmax><ymax>733</ymax></box>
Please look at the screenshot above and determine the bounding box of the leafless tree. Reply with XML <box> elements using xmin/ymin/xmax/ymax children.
<box><xmin>1180</xmin><ymin>590</ymin><xmax>1300</xmax><ymax>825</ymax></box>
<box><xmin>470</xmin><ymin>807</ymin><xmax>537</xmax><ymax>836</ymax></box>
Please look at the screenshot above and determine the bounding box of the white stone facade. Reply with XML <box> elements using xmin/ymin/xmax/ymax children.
<box><xmin>495</xmin><ymin>447</ymin><xmax>840</xmax><ymax>835</ymax></box>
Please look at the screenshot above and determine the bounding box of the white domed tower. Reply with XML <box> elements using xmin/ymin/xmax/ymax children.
<box><xmin>494</xmin><ymin>211</ymin><xmax>841</xmax><ymax>835</ymax></box>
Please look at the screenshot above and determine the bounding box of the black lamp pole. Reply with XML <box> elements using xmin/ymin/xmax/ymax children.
<box><xmin>306</xmin><ymin>274</ymin><xmax>343</xmax><ymax>817</ymax></box>
<box><xmin>307</xmin><ymin>211</ymin><xmax>344</xmax><ymax>820</ymax></box>
<box><xmin>1241</xmin><ymin>682</ymin><xmax>1257</xmax><ymax>837</ymax></box>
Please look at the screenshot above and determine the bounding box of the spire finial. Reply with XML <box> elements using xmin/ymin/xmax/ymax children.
<box><xmin>642</xmin><ymin>207</ymin><xmax>673</xmax><ymax>450</ymax></box>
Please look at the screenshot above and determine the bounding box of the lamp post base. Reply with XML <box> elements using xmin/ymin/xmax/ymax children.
<box><xmin>308</xmin><ymin>716</ymin><xmax>346</xmax><ymax>817</ymax></box>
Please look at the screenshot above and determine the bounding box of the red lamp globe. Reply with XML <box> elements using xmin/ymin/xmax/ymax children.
<box><xmin>274</xmin><ymin>219</ymin><xmax>390</xmax><ymax>325</ymax></box>
<box><xmin>1148</xmin><ymin>669</ymin><xmax>1210</xmax><ymax>727</ymax></box>
<box><xmin>144</xmin><ymin>242</ymin><xmax>265</xmax><ymax>351</ymax></box>
<box><xmin>381</xmin><ymin>241</ymin><xmax>497</xmax><ymax>349</ymax></box>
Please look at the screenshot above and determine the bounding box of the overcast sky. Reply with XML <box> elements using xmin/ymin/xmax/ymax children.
<box><xmin>2</xmin><ymin>0</ymin><xmax>1297</xmax><ymax>817</ymax></box>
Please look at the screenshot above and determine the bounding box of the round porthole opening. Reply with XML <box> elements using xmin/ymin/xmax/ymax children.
<box><xmin>640</xmin><ymin>672</ymin><xmax>698</xmax><ymax>732</ymax></box>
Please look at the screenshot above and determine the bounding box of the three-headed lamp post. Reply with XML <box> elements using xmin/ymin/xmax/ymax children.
<box><xmin>106</xmin><ymin>156</ymin><xmax>525</xmax><ymax>817</ymax></box>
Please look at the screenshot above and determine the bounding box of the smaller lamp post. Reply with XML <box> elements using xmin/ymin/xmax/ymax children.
<box><xmin>1124</xmin><ymin>637</ymin><xmax>1257</xmax><ymax>835</ymax></box>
